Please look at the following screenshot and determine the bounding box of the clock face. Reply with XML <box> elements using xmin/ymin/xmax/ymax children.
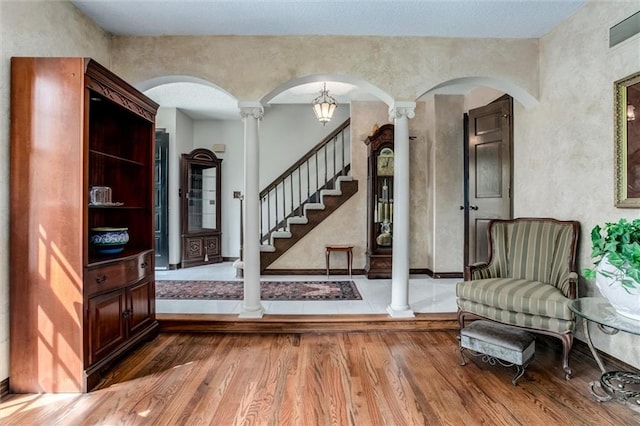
<box><xmin>377</xmin><ymin>148</ymin><xmax>394</xmax><ymax>176</ymax></box>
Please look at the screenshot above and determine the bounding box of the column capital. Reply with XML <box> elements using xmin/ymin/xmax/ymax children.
<box><xmin>389</xmin><ymin>101</ymin><xmax>416</xmax><ymax>121</ymax></box>
<box><xmin>238</xmin><ymin>101</ymin><xmax>264</xmax><ymax>120</ymax></box>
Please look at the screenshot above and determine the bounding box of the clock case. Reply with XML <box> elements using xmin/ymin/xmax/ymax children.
<box><xmin>364</xmin><ymin>124</ymin><xmax>395</xmax><ymax>279</ymax></box>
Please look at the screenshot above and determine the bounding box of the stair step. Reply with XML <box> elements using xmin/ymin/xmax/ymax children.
<box><xmin>260</xmin><ymin>245</ymin><xmax>276</xmax><ymax>252</ymax></box>
<box><xmin>271</xmin><ymin>231</ymin><xmax>292</xmax><ymax>242</ymax></box>
<box><xmin>304</xmin><ymin>203</ymin><xmax>325</xmax><ymax>211</ymax></box>
<box><xmin>288</xmin><ymin>216</ymin><xmax>308</xmax><ymax>225</ymax></box>
<box><xmin>321</xmin><ymin>188</ymin><xmax>341</xmax><ymax>197</ymax></box>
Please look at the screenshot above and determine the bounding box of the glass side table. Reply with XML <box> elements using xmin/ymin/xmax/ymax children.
<box><xmin>568</xmin><ymin>297</ymin><xmax>640</xmax><ymax>412</ymax></box>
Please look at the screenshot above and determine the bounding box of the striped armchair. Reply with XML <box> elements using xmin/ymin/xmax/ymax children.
<box><xmin>456</xmin><ymin>218</ymin><xmax>580</xmax><ymax>379</ymax></box>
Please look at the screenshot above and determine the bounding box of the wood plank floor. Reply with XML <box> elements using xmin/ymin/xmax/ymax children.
<box><xmin>2</xmin><ymin>330</ymin><xmax>639</xmax><ymax>425</ymax></box>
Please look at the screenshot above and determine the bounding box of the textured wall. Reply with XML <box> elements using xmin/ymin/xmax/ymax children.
<box><xmin>0</xmin><ymin>0</ymin><xmax>110</xmax><ymax>385</ymax></box>
<box><xmin>515</xmin><ymin>1</ymin><xmax>640</xmax><ymax>367</ymax></box>
<box><xmin>110</xmin><ymin>36</ymin><xmax>539</xmax><ymax>104</ymax></box>
<box><xmin>432</xmin><ymin>95</ymin><xmax>465</xmax><ymax>273</ymax></box>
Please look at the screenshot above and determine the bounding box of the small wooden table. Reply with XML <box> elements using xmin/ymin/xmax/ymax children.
<box><xmin>325</xmin><ymin>245</ymin><xmax>353</xmax><ymax>278</ymax></box>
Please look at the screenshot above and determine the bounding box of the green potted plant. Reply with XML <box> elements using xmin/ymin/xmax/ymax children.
<box><xmin>584</xmin><ymin>218</ymin><xmax>640</xmax><ymax>320</ymax></box>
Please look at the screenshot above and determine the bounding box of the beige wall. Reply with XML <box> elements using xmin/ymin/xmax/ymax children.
<box><xmin>0</xmin><ymin>0</ymin><xmax>111</xmax><ymax>385</ymax></box>
<box><xmin>432</xmin><ymin>95</ymin><xmax>465</xmax><ymax>273</ymax></box>
<box><xmin>2</xmin><ymin>0</ymin><xmax>640</xmax><ymax>386</ymax></box>
<box><xmin>516</xmin><ymin>1</ymin><xmax>640</xmax><ymax>367</ymax></box>
<box><xmin>110</xmin><ymin>36</ymin><xmax>539</xmax><ymax>104</ymax></box>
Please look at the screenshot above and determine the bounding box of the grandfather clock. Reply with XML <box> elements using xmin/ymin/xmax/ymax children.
<box><xmin>364</xmin><ymin>124</ymin><xmax>394</xmax><ymax>279</ymax></box>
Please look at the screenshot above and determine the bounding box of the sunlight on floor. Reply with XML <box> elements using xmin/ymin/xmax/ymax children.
<box><xmin>155</xmin><ymin>262</ymin><xmax>458</xmax><ymax>315</ymax></box>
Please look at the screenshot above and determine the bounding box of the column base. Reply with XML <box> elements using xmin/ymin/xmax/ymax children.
<box><xmin>232</xmin><ymin>259</ymin><xmax>244</xmax><ymax>278</ymax></box>
<box><xmin>387</xmin><ymin>304</ymin><xmax>415</xmax><ymax>318</ymax></box>
<box><xmin>239</xmin><ymin>304</ymin><xmax>265</xmax><ymax>318</ymax></box>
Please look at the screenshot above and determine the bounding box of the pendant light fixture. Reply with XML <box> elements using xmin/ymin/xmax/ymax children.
<box><xmin>312</xmin><ymin>82</ymin><xmax>337</xmax><ymax>125</ymax></box>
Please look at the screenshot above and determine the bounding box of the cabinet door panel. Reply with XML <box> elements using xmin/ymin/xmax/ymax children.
<box><xmin>128</xmin><ymin>280</ymin><xmax>155</xmax><ymax>336</ymax></box>
<box><xmin>88</xmin><ymin>290</ymin><xmax>126</xmax><ymax>365</ymax></box>
<box><xmin>204</xmin><ymin>236</ymin><xmax>220</xmax><ymax>256</ymax></box>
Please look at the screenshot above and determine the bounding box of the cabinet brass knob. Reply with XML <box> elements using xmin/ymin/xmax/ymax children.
<box><xmin>96</xmin><ymin>275</ymin><xmax>107</xmax><ymax>284</ymax></box>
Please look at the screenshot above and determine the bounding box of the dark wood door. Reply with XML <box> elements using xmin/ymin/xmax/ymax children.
<box><xmin>154</xmin><ymin>129</ymin><xmax>169</xmax><ymax>269</ymax></box>
<box><xmin>87</xmin><ymin>290</ymin><xmax>126</xmax><ymax>365</ymax></box>
<box><xmin>466</xmin><ymin>96</ymin><xmax>513</xmax><ymax>266</ymax></box>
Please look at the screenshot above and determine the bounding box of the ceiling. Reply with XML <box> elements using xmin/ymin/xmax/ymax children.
<box><xmin>72</xmin><ymin>0</ymin><xmax>586</xmax><ymax>120</ymax></box>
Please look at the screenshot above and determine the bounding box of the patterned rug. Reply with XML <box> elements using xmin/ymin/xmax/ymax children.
<box><xmin>155</xmin><ymin>280</ymin><xmax>362</xmax><ymax>301</ymax></box>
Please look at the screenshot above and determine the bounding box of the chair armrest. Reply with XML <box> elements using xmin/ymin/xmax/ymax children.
<box><xmin>465</xmin><ymin>262</ymin><xmax>494</xmax><ymax>280</ymax></box>
<box><xmin>559</xmin><ymin>271</ymin><xmax>578</xmax><ymax>299</ymax></box>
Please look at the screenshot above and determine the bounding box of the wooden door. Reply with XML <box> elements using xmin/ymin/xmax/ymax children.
<box><xmin>467</xmin><ymin>96</ymin><xmax>513</xmax><ymax>265</ymax></box>
<box><xmin>154</xmin><ymin>129</ymin><xmax>169</xmax><ymax>269</ymax></box>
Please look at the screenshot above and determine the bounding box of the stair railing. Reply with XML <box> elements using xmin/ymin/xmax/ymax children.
<box><xmin>260</xmin><ymin>118</ymin><xmax>351</xmax><ymax>244</ymax></box>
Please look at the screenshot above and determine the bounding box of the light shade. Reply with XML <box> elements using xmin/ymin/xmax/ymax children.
<box><xmin>312</xmin><ymin>83</ymin><xmax>337</xmax><ymax>125</ymax></box>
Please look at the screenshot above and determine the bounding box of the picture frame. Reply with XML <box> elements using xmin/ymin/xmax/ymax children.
<box><xmin>614</xmin><ymin>71</ymin><xmax>640</xmax><ymax>207</ymax></box>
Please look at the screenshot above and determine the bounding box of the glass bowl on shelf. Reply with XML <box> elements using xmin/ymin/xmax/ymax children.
<box><xmin>89</xmin><ymin>227</ymin><xmax>129</xmax><ymax>254</ymax></box>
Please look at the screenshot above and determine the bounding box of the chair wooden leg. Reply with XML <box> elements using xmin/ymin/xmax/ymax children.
<box><xmin>457</xmin><ymin>310</ymin><xmax>466</xmax><ymax>330</ymax></box>
<box><xmin>560</xmin><ymin>333</ymin><xmax>574</xmax><ymax>379</ymax></box>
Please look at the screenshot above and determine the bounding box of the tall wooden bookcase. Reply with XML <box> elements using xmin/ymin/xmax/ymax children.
<box><xmin>9</xmin><ymin>57</ymin><xmax>160</xmax><ymax>392</ymax></box>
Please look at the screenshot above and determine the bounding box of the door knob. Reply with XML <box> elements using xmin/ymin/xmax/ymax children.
<box><xmin>470</xmin><ymin>205</ymin><xmax>479</xmax><ymax>210</ymax></box>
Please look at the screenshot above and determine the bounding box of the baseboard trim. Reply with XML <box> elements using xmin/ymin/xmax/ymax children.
<box><xmin>425</xmin><ymin>269</ymin><xmax>464</xmax><ymax>279</ymax></box>
<box><xmin>0</xmin><ymin>377</ymin><xmax>8</xmax><ymax>400</ymax></box>
<box><xmin>262</xmin><ymin>268</ymin><xmax>365</xmax><ymax>276</ymax></box>
<box><xmin>261</xmin><ymin>268</ymin><xmax>463</xmax><ymax>278</ymax></box>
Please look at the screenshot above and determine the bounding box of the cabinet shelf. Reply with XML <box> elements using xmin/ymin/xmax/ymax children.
<box><xmin>90</xmin><ymin>149</ymin><xmax>146</xmax><ymax>166</ymax></box>
<box><xmin>87</xmin><ymin>246</ymin><xmax>153</xmax><ymax>267</ymax></box>
<box><xmin>89</xmin><ymin>204</ymin><xmax>146</xmax><ymax>209</ymax></box>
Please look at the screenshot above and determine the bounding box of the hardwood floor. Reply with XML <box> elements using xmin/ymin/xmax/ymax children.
<box><xmin>2</xmin><ymin>330</ymin><xmax>638</xmax><ymax>425</ymax></box>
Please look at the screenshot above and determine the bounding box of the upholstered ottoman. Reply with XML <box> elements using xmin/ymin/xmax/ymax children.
<box><xmin>460</xmin><ymin>320</ymin><xmax>535</xmax><ymax>385</ymax></box>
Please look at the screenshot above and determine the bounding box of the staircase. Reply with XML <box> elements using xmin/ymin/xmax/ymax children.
<box><xmin>258</xmin><ymin>119</ymin><xmax>357</xmax><ymax>272</ymax></box>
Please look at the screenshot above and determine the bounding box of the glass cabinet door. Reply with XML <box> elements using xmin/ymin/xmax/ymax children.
<box><xmin>187</xmin><ymin>164</ymin><xmax>218</xmax><ymax>232</ymax></box>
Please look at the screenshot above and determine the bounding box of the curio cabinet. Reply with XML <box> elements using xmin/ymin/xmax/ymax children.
<box><xmin>181</xmin><ymin>148</ymin><xmax>223</xmax><ymax>267</ymax></box>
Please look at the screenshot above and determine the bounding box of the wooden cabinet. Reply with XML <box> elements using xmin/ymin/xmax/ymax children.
<box><xmin>364</xmin><ymin>124</ymin><xmax>395</xmax><ymax>279</ymax></box>
<box><xmin>180</xmin><ymin>148</ymin><xmax>223</xmax><ymax>267</ymax></box>
<box><xmin>9</xmin><ymin>57</ymin><xmax>159</xmax><ymax>393</ymax></box>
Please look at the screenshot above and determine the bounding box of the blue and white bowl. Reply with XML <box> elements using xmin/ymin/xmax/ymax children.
<box><xmin>90</xmin><ymin>227</ymin><xmax>129</xmax><ymax>254</ymax></box>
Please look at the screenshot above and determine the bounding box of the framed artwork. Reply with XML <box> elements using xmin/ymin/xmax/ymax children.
<box><xmin>614</xmin><ymin>71</ymin><xmax>640</xmax><ymax>207</ymax></box>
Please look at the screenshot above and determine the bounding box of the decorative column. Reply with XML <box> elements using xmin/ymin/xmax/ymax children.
<box><xmin>387</xmin><ymin>101</ymin><xmax>416</xmax><ymax>318</ymax></box>
<box><xmin>239</xmin><ymin>102</ymin><xmax>265</xmax><ymax>318</ymax></box>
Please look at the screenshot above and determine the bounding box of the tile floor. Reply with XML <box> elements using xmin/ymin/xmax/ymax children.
<box><xmin>155</xmin><ymin>262</ymin><xmax>459</xmax><ymax>315</ymax></box>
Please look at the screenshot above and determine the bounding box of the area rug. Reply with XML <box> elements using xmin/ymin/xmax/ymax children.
<box><xmin>155</xmin><ymin>280</ymin><xmax>362</xmax><ymax>301</ymax></box>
